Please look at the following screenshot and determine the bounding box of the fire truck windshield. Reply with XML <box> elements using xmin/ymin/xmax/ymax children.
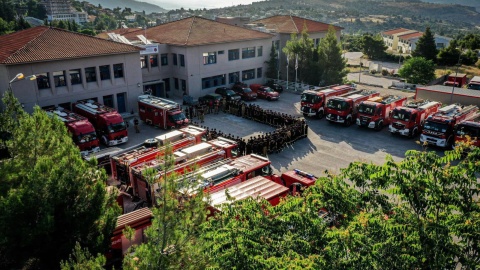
<box><xmin>301</xmin><ymin>93</ymin><xmax>321</xmax><ymax>103</ymax></box>
<box><xmin>169</xmin><ymin>112</ymin><xmax>186</xmax><ymax>122</ymax></box>
<box><xmin>455</xmin><ymin>124</ymin><xmax>480</xmax><ymax>137</ymax></box>
<box><xmin>392</xmin><ymin>110</ymin><xmax>411</xmax><ymax>121</ymax></box>
<box><xmin>108</xmin><ymin>122</ymin><xmax>126</xmax><ymax>133</ymax></box>
<box><xmin>327</xmin><ymin>99</ymin><xmax>348</xmax><ymax>111</ymax></box>
<box><xmin>358</xmin><ymin>104</ymin><xmax>375</xmax><ymax>115</ymax></box>
<box><xmin>75</xmin><ymin>131</ymin><xmax>97</xmax><ymax>143</ymax></box>
<box><xmin>424</xmin><ymin>120</ymin><xmax>448</xmax><ymax>133</ymax></box>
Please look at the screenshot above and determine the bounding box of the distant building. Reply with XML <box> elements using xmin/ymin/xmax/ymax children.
<box><xmin>99</xmin><ymin>16</ymin><xmax>274</xmax><ymax>99</ymax></box>
<box><xmin>0</xmin><ymin>26</ymin><xmax>142</xmax><ymax>113</ymax></box>
<box><xmin>215</xmin><ymin>16</ymin><xmax>250</xmax><ymax>27</ymax></box>
<box><xmin>40</xmin><ymin>0</ymin><xmax>88</xmax><ymax>24</ymax></box>
<box><xmin>381</xmin><ymin>28</ymin><xmax>451</xmax><ymax>54</ymax></box>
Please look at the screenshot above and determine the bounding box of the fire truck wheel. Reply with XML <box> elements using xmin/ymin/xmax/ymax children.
<box><xmin>410</xmin><ymin>127</ymin><xmax>418</xmax><ymax>138</ymax></box>
<box><xmin>303</xmin><ymin>113</ymin><xmax>308</xmax><ymax>117</ymax></box>
<box><xmin>144</xmin><ymin>138</ymin><xmax>159</xmax><ymax>147</ymax></box>
<box><xmin>316</xmin><ymin>110</ymin><xmax>324</xmax><ymax>119</ymax></box>
<box><xmin>345</xmin><ymin>118</ymin><xmax>352</xmax><ymax>126</ymax></box>
<box><xmin>375</xmin><ymin>121</ymin><xmax>383</xmax><ymax>131</ymax></box>
<box><xmin>102</xmin><ymin>136</ymin><xmax>108</xmax><ymax>145</ymax></box>
<box><xmin>447</xmin><ymin>136</ymin><xmax>454</xmax><ymax>149</ymax></box>
<box><xmin>289</xmin><ymin>183</ymin><xmax>303</xmax><ymax>196</ymax></box>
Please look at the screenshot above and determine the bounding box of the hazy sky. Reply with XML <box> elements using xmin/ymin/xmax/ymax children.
<box><xmin>150</xmin><ymin>0</ymin><xmax>257</xmax><ymax>10</ymax></box>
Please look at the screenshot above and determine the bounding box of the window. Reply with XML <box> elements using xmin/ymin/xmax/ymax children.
<box><xmin>85</xmin><ymin>67</ymin><xmax>96</xmax><ymax>82</ymax></box>
<box><xmin>103</xmin><ymin>95</ymin><xmax>114</xmax><ymax>108</ymax></box>
<box><xmin>173</xmin><ymin>53</ymin><xmax>177</xmax><ymax>65</ymax></box>
<box><xmin>36</xmin><ymin>72</ymin><xmax>50</xmax><ymax>89</ymax></box>
<box><xmin>181</xmin><ymin>79</ymin><xmax>186</xmax><ymax>91</ymax></box>
<box><xmin>218</xmin><ymin>50</ymin><xmax>224</xmax><ymax>55</ymax></box>
<box><xmin>242</xmin><ymin>47</ymin><xmax>255</xmax><ymax>59</ymax></box>
<box><xmin>257</xmin><ymin>67</ymin><xmax>263</xmax><ymax>78</ymax></box>
<box><xmin>113</xmin><ymin>64</ymin><xmax>124</xmax><ymax>78</ymax></box>
<box><xmin>150</xmin><ymin>55</ymin><xmax>158</xmax><ymax>67</ymax></box>
<box><xmin>257</xmin><ymin>46</ymin><xmax>263</xmax><ymax>57</ymax></box>
<box><xmin>99</xmin><ymin>65</ymin><xmax>110</xmax><ymax>80</ymax></box>
<box><xmin>69</xmin><ymin>69</ymin><xmax>81</xmax><ymax>85</ymax></box>
<box><xmin>314</xmin><ymin>38</ymin><xmax>320</xmax><ymax>47</ymax></box>
<box><xmin>228</xmin><ymin>49</ymin><xmax>239</xmax><ymax>61</ymax></box>
<box><xmin>174</xmin><ymin>78</ymin><xmax>179</xmax><ymax>89</ymax></box>
<box><xmin>161</xmin><ymin>54</ymin><xmax>168</xmax><ymax>66</ymax></box>
<box><xmin>203</xmin><ymin>52</ymin><xmax>217</xmax><ymax>65</ymax></box>
<box><xmin>242</xmin><ymin>69</ymin><xmax>255</xmax><ymax>80</ymax></box>
<box><xmin>53</xmin><ymin>71</ymin><xmax>66</xmax><ymax>87</ymax></box>
<box><xmin>140</xmin><ymin>56</ymin><xmax>147</xmax><ymax>69</ymax></box>
<box><xmin>202</xmin><ymin>74</ymin><xmax>226</xmax><ymax>89</ymax></box>
<box><xmin>229</xmin><ymin>72</ymin><xmax>239</xmax><ymax>84</ymax></box>
<box><xmin>179</xmin><ymin>54</ymin><xmax>185</xmax><ymax>66</ymax></box>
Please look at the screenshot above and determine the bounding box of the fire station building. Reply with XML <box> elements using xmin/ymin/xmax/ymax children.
<box><xmin>0</xmin><ymin>16</ymin><xmax>341</xmax><ymax>113</ymax></box>
<box><xmin>0</xmin><ymin>26</ymin><xmax>143</xmax><ymax>113</ymax></box>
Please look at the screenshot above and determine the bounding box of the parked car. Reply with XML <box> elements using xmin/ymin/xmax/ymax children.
<box><xmin>232</xmin><ymin>82</ymin><xmax>257</xmax><ymax>101</ymax></box>
<box><xmin>249</xmin><ymin>84</ymin><xmax>280</xmax><ymax>101</ymax></box>
<box><xmin>215</xmin><ymin>87</ymin><xmax>241</xmax><ymax>101</ymax></box>
<box><xmin>265</xmin><ymin>80</ymin><xmax>284</xmax><ymax>93</ymax></box>
<box><xmin>198</xmin><ymin>93</ymin><xmax>223</xmax><ymax>104</ymax></box>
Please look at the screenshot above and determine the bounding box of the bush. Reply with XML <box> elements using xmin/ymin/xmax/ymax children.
<box><xmin>381</xmin><ymin>69</ymin><xmax>389</xmax><ymax>76</ymax></box>
<box><xmin>370</xmin><ymin>70</ymin><xmax>377</xmax><ymax>74</ymax></box>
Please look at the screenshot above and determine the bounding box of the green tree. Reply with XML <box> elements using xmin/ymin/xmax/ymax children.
<box><xmin>317</xmin><ymin>26</ymin><xmax>348</xmax><ymax>85</ymax></box>
<box><xmin>0</xmin><ymin>94</ymin><xmax>120</xmax><ymax>268</ymax></box>
<box><xmin>265</xmin><ymin>44</ymin><xmax>280</xmax><ymax>80</ymax></box>
<box><xmin>282</xmin><ymin>26</ymin><xmax>319</xmax><ymax>85</ymax></box>
<box><xmin>360</xmin><ymin>34</ymin><xmax>386</xmax><ymax>60</ymax></box>
<box><xmin>60</xmin><ymin>243</ymin><xmax>106</xmax><ymax>270</ymax></box>
<box><xmin>122</xmin><ymin>145</ymin><xmax>208</xmax><ymax>269</ymax></box>
<box><xmin>412</xmin><ymin>27</ymin><xmax>438</xmax><ymax>62</ymax></box>
<box><xmin>0</xmin><ymin>0</ymin><xmax>15</xmax><ymax>22</ymax></box>
<box><xmin>458</xmin><ymin>33</ymin><xmax>480</xmax><ymax>50</ymax></box>
<box><xmin>437</xmin><ymin>44</ymin><xmax>461</xmax><ymax>66</ymax></box>
<box><xmin>461</xmin><ymin>49</ymin><xmax>478</xmax><ymax>66</ymax></box>
<box><xmin>398</xmin><ymin>56</ymin><xmax>435</xmax><ymax>84</ymax></box>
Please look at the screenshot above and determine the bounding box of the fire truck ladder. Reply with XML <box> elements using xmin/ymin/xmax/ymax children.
<box><xmin>381</xmin><ymin>95</ymin><xmax>401</xmax><ymax>104</ymax></box>
<box><xmin>47</xmin><ymin>107</ymin><xmax>85</xmax><ymax>123</ymax></box>
<box><xmin>140</xmin><ymin>95</ymin><xmax>179</xmax><ymax>110</ymax></box>
<box><xmin>406</xmin><ymin>99</ymin><xmax>429</xmax><ymax>108</ymax></box>
<box><xmin>439</xmin><ymin>104</ymin><xmax>477</xmax><ymax>118</ymax></box>
<box><xmin>76</xmin><ymin>100</ymin><xmax>115</xmax><ymax>115</ymax></box>
<box><xmin>176</xmin><ymin>158</ymin><xmax>233</xmax><ymax>183</ymax></box>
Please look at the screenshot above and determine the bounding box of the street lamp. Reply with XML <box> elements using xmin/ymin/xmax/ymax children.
<box><xmin>358</xmin><ymin>62</ymin><xmax>364</xmax><ymax>83</ymax></box>
<box><xmin>9</xmin><ymin>73</ymin><xmax>36</xmax><ymax>90</ymax></box>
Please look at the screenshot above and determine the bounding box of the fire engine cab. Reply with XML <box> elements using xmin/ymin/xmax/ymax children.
<box><xmin>138</xmin><ymin>95</ymin><xmax>188</xmax><ymax>129</ymax></box>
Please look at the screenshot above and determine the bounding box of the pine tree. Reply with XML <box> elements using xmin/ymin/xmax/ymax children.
<box><xmin>412</xmin><ymin>27</ymin><xmax>438</xmax><ymax>63</ymax></box>
<box><xmin>317</xmin><ymin>26</ymin><xmax>348</xmax><ymax>85</ymax></box>
<box><xmin>265</xmin><ymin>44</ymin><xmax>279</xmax><ymax>80</ymax></box>
<box><xmin>0</xmin><ymin>94</ymin><xmax>120</xmax><ymax>268</ymax></box>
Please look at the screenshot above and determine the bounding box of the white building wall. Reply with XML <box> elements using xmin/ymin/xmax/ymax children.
<box><xmin>1</xmin><ymin>52</ymin><xmax>143</xmax><ymax>114</ymax></box>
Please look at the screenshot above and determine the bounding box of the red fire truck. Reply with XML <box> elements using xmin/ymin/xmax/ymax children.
<box><xmin>454</xmin><ymin>112</ymin><xmax>480</xmax><ymax>148</ymax></box>
<box><xmin>300</xmin><ymin>84</ymin><xmax>355</xmax><ymax>118</ymax></box>
<box><xmin>389</xmin><ymin>100</ymin><xmax>442</xmax><ymax>137</ymax></box>
<box><xmin>107</xmin><ymin>207</ymin><xmax>153</xmax><ymax>267</ymax></box>
<box><xmin>138</xmin><ymin>95</ymin><xmax>188</xmax><ymax>129</ymax></box>
<box><xmin>325</xmin><ymin>90</ymin><xmax>380</xmax><ymax>125</ymax></box>
<box><xmin>420</xmin><ymin>104</ymin><xmax>478</xmax><ymax>148</ymax></box>
<box><xmin>73</xmin><ymin>100</ymin><xmax>128</xmax><ymax>146</ymax></box>
<box><xmin>356</xmin><ymin>95</ymin><xmax>408</xmax><ymax>130</ymax></box>
<box><xmin>206</xmin><ymin>137</ymin><xmax>240</xmax><ymax>159</ymax></box>
<box><xmin>179</xmin><ymin>125</ymin><xmax>207</xmax><ymax>143</ymax></box>
<box><xmin>208</xmin><ymin>176</ymin><xmax>289</xmax><ymax>214</ymax></box>
<box><xmin>110</xmin><ymin>131</ymin><xmax>197</xmax><ymax>185</ymax></box>
<box><xmin>46</xmin><ymin>107</ymin><xmax>100</xmax><ymax>156</ymax></box>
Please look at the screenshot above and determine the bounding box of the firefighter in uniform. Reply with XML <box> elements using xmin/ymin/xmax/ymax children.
<box><xmin>134</xmin><ymin>118</ymin><xmax>140</xmax><ymax>133</ymax></box>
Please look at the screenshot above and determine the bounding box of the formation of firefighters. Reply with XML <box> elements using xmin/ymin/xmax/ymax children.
<box><xmin>188</xmin><ymin>98</ymin><xmax>309</xmax><ymax>156</ymax></box>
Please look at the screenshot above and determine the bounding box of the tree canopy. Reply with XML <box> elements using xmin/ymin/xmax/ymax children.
<box><xmin>412</xmin><ymin>27</ymin><xmax>438</xmax><ymax>62</ymax></box>
<box><xmin>398</xmin><ymin>56</ymin><xmax>436</xmax><ymax>85</ymax></box>
<box><xmin>0</xmin><ymin>92</ymin><xmax>119</xmax><ymax>269</ymax></box>
<box><xmin>360</xmin><ymin>34</ymin><xmax>386</xmax><ymax>60</ymax></box>
<box><xmin>318</xmin><ymin>26</ymin><xmax>348</xmax><ymax>85</ymax></box>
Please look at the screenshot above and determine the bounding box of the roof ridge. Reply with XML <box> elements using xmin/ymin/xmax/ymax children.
<box><xmin>3</xmin><ymin>26</ymin><xmax>49</xmax><ymax>64</ymax></box>
<box><xmin>290</xmin><ymin>15</ymin><xmax>299</xmax><ymax>33</ymax></box>
<box><xmin>51</xmin><ymin>26</ymin><xmax>143</xmax><ymax>49</ymax></box>
<box><xmin>185</xmin><ymin>16</ymin><xmax>195</xmax><ymax>45</ymax></box>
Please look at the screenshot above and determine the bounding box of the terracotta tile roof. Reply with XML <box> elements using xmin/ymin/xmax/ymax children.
<box><xmin>382</xmin><ymin>28</ymin><xmax>411</xmax><ymax>36</ymax></box>
<box><xmin>252</xmin><ymin>15</ymin><xmax>342</xmax><ymax>34</ymax></box>
<box><xmin>96</xmin><ymin>27</ymin><xmax>144</xmax><ymax>40</ymax></box>
<box><xmin>398</xmin><ymin>31</ymin><xmax>423</xmax><ymax>40</ymax></box>
<box><xmin>0</xmin><ymin>26</ymin><xmax>141</xmax><ymax>64</ymax></box>
<box><xmin>120</xmin><ymin>16</ymin><xmax>273</xmax><ymax>46</ymax></box>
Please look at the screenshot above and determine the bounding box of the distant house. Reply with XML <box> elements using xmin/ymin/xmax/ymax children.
<box><xmin>381</xmin><ymin>28</ymin><xmax>451</xmax><ymax>54</ymax></box>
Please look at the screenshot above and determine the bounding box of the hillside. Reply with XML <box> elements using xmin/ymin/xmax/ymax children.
<box><xmin>421</xmin><ymin>0</ymin><xmax>480</xmax><ymax>11</ymax></box>
<box><xmin>86</xmin><ymin>0</ymin><xmax>166</xmax><ymax>13</ymax></box>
